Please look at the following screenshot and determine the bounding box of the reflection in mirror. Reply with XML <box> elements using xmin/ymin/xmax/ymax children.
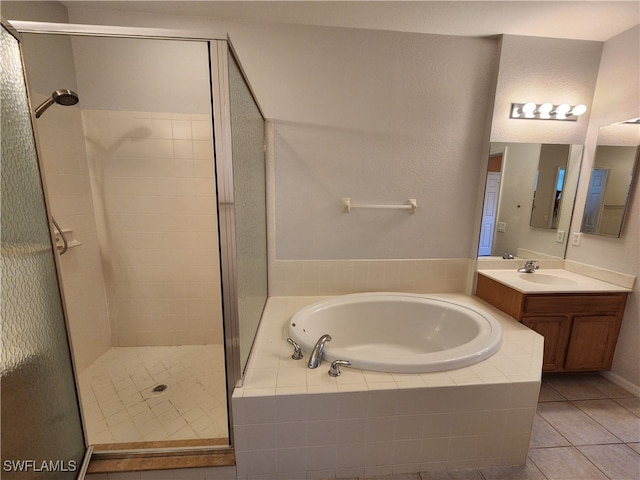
<box><xmin>581</xmin><ymin>119</ymin><xmax>640</xmax><ymax>237</ymax></box>
<box><xmin>478</xmin><ymin>143</ymin><xmax>583</xmax><ymax>259</ymax></box>
<box><xmin>530</xmin><ymin>144</ymin><xmax>570</xmax><ymax>229</ymax></box>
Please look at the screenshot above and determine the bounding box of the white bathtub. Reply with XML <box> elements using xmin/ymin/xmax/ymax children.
<box><xmin>288</xmin><ymin>292</ymin><xmax>503</xmax><ymax>373</ymax></box>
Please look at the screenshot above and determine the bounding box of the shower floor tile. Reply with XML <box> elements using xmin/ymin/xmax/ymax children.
<box><xmin>78</xmin><ymin>345</ymin><xmax>228</xmax><ymax>445</ymax></box>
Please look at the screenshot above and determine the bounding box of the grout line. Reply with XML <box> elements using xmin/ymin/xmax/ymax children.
<box><xmin>536</xmin><ymin>412</ymin><xmax>574</xmax><ymax>449</ymax></box>
<box><xmin>612</xmin><ymin>397</ymin><xmax>640</xmax><ymax>418</ymax></box>
<box><xmin>80</xmin><ymin>345</ymin><xmax>228</xmax><ymax>444</ymax></box>
<box><xmin>527</xmin><ymin>376</ymin><xmax>640</xmax><ymax>480</ymax></box>
<box><xmin>575</xmin><ymin>445</ymin><xmax>616</xmax><ymax>480</ymax></box>
<box><xmin>568</xmin><ymin>399</ymin><xmax>625</xmax><ymax>445</ymax></box>
<box><xmin>525</xmin><ymin>452</ymin><xmax>550</xmax><ymax>480</ymax></box>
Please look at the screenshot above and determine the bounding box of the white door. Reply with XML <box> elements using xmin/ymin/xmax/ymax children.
<box><xmin>478</xmin><ymin>172</ymin><xmax>501</xmax><ymax>256</ymax></box>
<box><xmin>582</xmin><ymin>168</ymin><xmax>608</xmax><ymax>233</ymax></box>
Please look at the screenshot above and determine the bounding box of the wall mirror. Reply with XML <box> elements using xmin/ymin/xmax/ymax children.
<box><xmin>529</xmin><ymin>144</ymin><xmax>570</xmax><ymax>229</ymax></box>
<box><xmin>478</xmin><ymin>142</ymin><xmax>583</xmax><ymax>259</ymax></box>
<box><xmin>581</xmin><ymin>119</ymin><xmax>640</xmax><ymax>237</ymax></box>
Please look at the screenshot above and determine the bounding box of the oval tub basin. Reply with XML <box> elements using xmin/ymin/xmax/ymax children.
<box><xmin>288</xmin><ymin>293</ymin><xmax>503</xmax><ymax>373</ymax></box>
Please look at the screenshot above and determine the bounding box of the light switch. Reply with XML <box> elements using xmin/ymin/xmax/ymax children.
<box><xmin>497</xmin><ymin>222</ymin><xmax>507</xmax><ymax>233</ymax></box>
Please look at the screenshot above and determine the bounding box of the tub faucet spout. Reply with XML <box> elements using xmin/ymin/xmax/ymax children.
<box><xmin>308</xmin><ymin>334</ymin><xmax>332</xmax><ymax>369</ymax></box>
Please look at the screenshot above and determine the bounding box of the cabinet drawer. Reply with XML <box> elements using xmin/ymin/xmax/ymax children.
<box><xmin>523</xmin><ymin>294</ymin><xmax>626</xmax><ymax>314</ymax></box>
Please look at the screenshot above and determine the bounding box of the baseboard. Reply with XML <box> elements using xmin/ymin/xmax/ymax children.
<box><xmin>600</xmin><ymin>371</ymin><xmax>640</xmax><ymax>397</ymax></box>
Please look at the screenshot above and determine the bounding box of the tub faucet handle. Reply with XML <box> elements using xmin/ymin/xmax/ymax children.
<box><xmin>328</xmin><ymin>359</ymin><xmax>351</xmax><ymax>377</ymax></box>
<box><xmin>286</xmin><ymin>338</ymin><xmax>303</xmax><ymax>360</ymax></box>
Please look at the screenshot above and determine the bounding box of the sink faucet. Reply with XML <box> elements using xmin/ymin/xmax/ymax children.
<box><xmin>308</xmin><ymin>334</ymin><xmax>332</xmax><ymax>369</ymax></box>
<box><xmin>518</xmin><ymin>260</ymin><xmax>539</xmax><ymax>273</ymax></box>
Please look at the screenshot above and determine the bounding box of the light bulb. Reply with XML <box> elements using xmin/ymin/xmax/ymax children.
<box><xmin>538</xmin><ymin>103</ymin><xmax>553</xmax><ymax>119</ymax></box>
<box><xmin>555</xmin><ymin>104</ymin><xmax>571</xmax><ymax>119</ymax></box>
<box><xmin>511</xmin><ymin>105</ymin><xmax>521</xmax><ymax>118</ymax></box>
<box><xmin>522</xmin><ymin>102</ymin><xmax>537</xmax><ymax>118</ymax></box>
<box><xmin>570</xmin><ymin>104</ymin><xmax>587</xmax><ymax>116</ymax></box>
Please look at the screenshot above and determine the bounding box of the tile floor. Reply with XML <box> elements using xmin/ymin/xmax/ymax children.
<box><xmin>85</xmin><ymin>372</ymin><xmax>639</xmax><ymax>480</ymax></box>
<box><xmin>387</xmin><ymin>373</ymin><xmax>640</xmax><ymax>480</ymax></box>
<box><xmin>78</xmin><ymin>345</ymin><xmax>228</xmax><ymax>445</ymax></box>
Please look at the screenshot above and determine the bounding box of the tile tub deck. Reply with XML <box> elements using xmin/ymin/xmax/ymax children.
<box><xmin>232</xmin><ymin>294</ymin><xmax>544</xmax><ymax>479</ymax></box>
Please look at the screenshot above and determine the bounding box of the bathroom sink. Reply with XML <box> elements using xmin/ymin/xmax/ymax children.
<box><xmin>517</xmin><ymin>273</ymin><xmax>579</xmax><ymax>286</ymax></box>
<box><xmin>477</xmin><ymin>268</ymin><xmax>631</xmax><ymax>294</ymax></box>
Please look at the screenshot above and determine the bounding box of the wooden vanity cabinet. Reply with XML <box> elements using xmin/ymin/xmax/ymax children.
<box><xmin>476</xmin><ymin>274</ymin><xmax>628</xmax><ymax>373</ymax></box>
<box><xmin>521</xmin><ymin>316</ymin><xmax>571</xmax><ymax>371</ymax></box>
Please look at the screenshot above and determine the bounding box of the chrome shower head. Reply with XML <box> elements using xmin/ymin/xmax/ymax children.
<box><xmin>34</xmin><ymin>89</ymin><xmax>79</xmax><ymax>118</ymax></box>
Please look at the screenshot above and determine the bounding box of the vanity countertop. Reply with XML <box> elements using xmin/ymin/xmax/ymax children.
<box><xmin>478</xmin><ymin>268</ymin><xmax>632</xmax><ymax>294</ymax></box>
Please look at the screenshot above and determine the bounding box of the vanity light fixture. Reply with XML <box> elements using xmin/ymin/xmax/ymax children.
<box><xmin>538</xmin><ymin>103</ymin><xmax>554</xmax><ymax>119</ymax></box>
<box><xmin>510</xmin><ymin>102</ymin><xmax>587</xmax><ymax>121</ymax></box>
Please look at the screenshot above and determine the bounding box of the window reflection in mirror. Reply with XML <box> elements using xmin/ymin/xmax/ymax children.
<box><xmin>581</xmin><ymin>119</ymin><xmax>639</xmax><ymax>237</ymax></box>
<box><xmin>479</xmin><ymin>143</ymin><xmax>583</xmax><ymax>259</ymax></box>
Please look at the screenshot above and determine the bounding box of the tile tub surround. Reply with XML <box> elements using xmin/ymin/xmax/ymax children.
<box><xmin>232</xmin><ymin>294</ymin><xmax>544</xmax><ymax>478</ymax></box>
<box><xmin>268</xmin><ymin>259</ymin><xmax>473</xmax><ymax>296</ymax></box>
<box><xmin>83</xmin><ymin>374</ymin><xmax>640</xmax><ymax>480</ymax></box>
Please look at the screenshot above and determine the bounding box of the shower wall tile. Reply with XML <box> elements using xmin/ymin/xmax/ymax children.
<box><xmin>82</xmin><ymin>109</ymin><xmax>223</xmax><ymax>347</ymax></box>
<box><xmin>34</xmin><ymin>92</ymin><xmax>111</xmax><ymax>372</ymax></box>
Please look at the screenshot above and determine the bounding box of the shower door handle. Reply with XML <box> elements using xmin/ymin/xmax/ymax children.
<box><xmin>51</xmin><ymin>217</ymin><xmax>68</xmax><ymax>255</ymax></box>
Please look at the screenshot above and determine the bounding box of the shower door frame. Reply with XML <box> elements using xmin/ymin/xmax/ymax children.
<box><xmin>10</xmin><ymin>19</ymin><xmax>265</xmax><ymax>466</ymax></box>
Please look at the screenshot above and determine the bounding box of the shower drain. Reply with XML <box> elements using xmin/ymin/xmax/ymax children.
<box><xmin>152</xmin><ymin>384</ymin><xmax>168</xmax><ymax>393</ymax></box>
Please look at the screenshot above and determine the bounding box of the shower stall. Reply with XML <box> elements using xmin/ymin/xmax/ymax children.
<box><xmin>1</xmin><ymin>18</ymin><xmax>267</xmax><ymax>472</ymax></box>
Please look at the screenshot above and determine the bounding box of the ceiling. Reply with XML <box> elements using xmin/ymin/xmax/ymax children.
<box><xmin>60</xmin><ymin>1</ymin><xmax>639</xmax><ymax>42</ymax></box>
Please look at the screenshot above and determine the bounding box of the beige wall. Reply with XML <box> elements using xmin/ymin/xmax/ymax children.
<box><xmin>1</xmin><ymin>2</ymin><xmax>78</xmax><ymax>95</ymax></box>
<box><xmin>83</xmin><ymin>109</ymin><xmax>223</xmax><ymax>347</ymax></box>
<box><xmin>490</xmin><ymin>35</ymin><xmax>602</xmax><ymax>144</ymax></box>
<box><xmin>568</xmin><ymin>26</ymin><xmax>640</xmax><ymax>389</ymax></box>
<box><xmin>269</xmin><ymin>30</ymin><xmax>499</xmax><ymax>260</ymax></box>
<box><xmin>70</xmin><ymin>36</ymin><xmax>211</xmax><ymax>115</ymax></box>
<box><xmin>66</xmin><ymin>7</ymin><xmax>502</xmax><ymax>262</ymax></box>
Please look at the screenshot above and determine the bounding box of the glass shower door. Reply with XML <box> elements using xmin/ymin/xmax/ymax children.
<box><xmin>212</xmin><ymin>42</ymin><xmax>268</xmax><ymax>412</ymax></box>
<box><xmin>228</xmin><ymin>51</ymin><xmax>268</xmax><ymax>376</ymax></box>
<box><xmin>1</xmin><ymin>22</ymin><xmax>86</xmax><ymax>479</ymax></box>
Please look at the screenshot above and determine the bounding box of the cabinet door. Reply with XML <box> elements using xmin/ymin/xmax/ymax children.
<box><xmin>522</xmin><ymin>316</ymin><xmax>571</xmax><ymax>372</ymax></box>
<box><xmin>565</xmin><ymin>315</ymin><xmax>620</xmax><ymax>371</ymax></box>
